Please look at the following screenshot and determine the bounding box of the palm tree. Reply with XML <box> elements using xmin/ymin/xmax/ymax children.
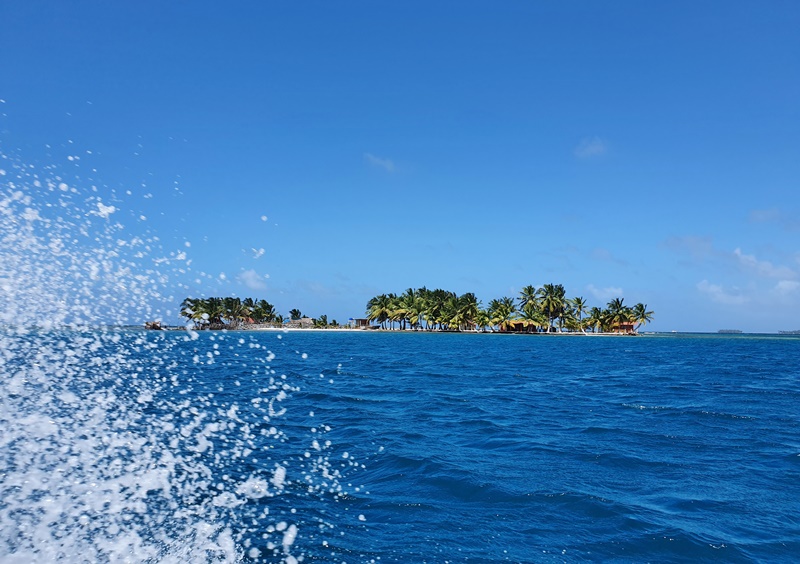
<box><xmin>569</xmin><ymin>296</ymin><xmax>589</xmax><ymax>334</ymax></box>
<box><xmin>422</xmin><ymin>289</ymin><xmax>456</xmax><ymax>331</ymax></box>
<box><xmin>180</xmin><ymin>296</ymin><xmax>279</xmax><ymax>328</ymax></box>
<box><xmin>253</xmin><ymin>299</ymin><xmax>276</xmax><ymax>322</ymax></box>
<box><xmin>440</xmin><ymin>295</ymin><xmax>456</xmax><ymax>331</ymax></box>
<box><xmin>540</xmin><ymin>283</ymin><xmax>566</xmax><ymax>332</ymax></box>
<box><xmin>519</xmin><ymin>302</ymin><xmax>547</xmax><ymax>333</ymax></box>
<box><xmin>606</xmin><ymin>298</ymin><xmax>633</xmax><ymax>333</ymax></box>
<box><xmin>475</xmin><ymin>308</ymin><xmax>492</xmax><ymax>332</ymax></box>
<box><xmin>289</xmin><ymin>308</ymin><xmax>303</xmax><ymax>321</ymax></box>
<box><xmin>395</xmin><ymin>288</ymin><xmax>416</xmax><ymax>330</ymax></box>
<box><xmin>204</xmin><ymin>297</ymin><xmax>225</xmax><ymax>327</ymax></box>
<box><xmin>489</xmin><ymin>297</ymin><xmax>518</xmax><ymax>332</ymax></box>
<box><xmin>242</xmin><ymin>297</ymin><xmax>257</xmax><ymax>315</ymax></box>
<box><xmin>180</xmin><ymin>297</ymin><xmax>207</xmax><ymax>327</ymax></box>
<box><xmin>585</xmin><ymin>306</ymin><xmax>604</xmax><ymax>333</ymax></box>
<box><xmin>406</xmin><ymin>292</ymin><xmax>427</xmax><ymax>331</ymax></box>
<box><xmin>384</xmin><ymin>293</ymin><xmax>400</xmax><ymax>330</ymax></box>
<box><xmin>392</xmin><ymin>290</ymin><xmax>414</xmax><ymax>330</ymax></box>
<box><xmin>360</xmin><ymin>287</ymin><xmax>652</xmax><ymax>336</ymax></box>
<box><xmin>366</xmin><ymin>294</ymin><xmax>392</xmax><ymax>329</ymax></box>
<box><xmin>449</xmin><ymin>292</ymin><xmax>480</xmax><ymax>331</ymax></box>
<box><xmin>631</xmin><ymin>303</ymin><xmax>654</xmax><ymax>333</ymax></box>
<box><xmin>518</xmin><ymin>285</ymin><xmax>540</xmax><ymax>311</ymax></box>
<box><xmin>223</xmin><ymin>297</ymin><xmax>248</xmax><ymax>327</ymax></box>
<box><xmin>562</xmin><ymin>308</ymin><xmax>581</xmax><ymax>332</ymax></box>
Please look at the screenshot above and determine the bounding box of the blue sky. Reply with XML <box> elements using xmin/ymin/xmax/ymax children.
<box><xmin>2</xmin><ymin>1</ymin><xmax>799</xmax><ymax>332</ymax></box>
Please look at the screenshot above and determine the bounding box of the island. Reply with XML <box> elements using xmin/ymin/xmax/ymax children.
<box><xmin>177</xmin><ymin>283</ymin><xmax>654</xmax><ymax>334</ymax></box>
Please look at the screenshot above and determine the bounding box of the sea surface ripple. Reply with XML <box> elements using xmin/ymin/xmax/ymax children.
<box><xmin>3</xmin><ymin>330</ymin><xmax>799</xmax><ymax>563</ymax></box>
<box><xmin>236</xmin><ymin>330</ymin><xmax>799</xmax><ymax>563</ymax></box>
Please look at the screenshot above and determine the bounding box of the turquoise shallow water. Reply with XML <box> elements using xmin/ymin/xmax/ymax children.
<box><xmin>2</xmin><ymin>330</ymin><xmax>799</xmax><ymax>562</ymax></box>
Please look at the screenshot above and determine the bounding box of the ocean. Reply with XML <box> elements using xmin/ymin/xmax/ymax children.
<box><xmin>1</xmin><ymin>151</ymin><xmax>798</xmax><ymax>562</ymax></box>
<box><xmin>3</xmin><ymin>328</ymin><xmax>798</xmax><ymax>563</ymax></box>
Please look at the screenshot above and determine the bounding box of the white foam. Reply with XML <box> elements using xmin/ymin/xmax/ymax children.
<box><xmin>0</xmin><ymin>143</ymin><xmax>358</xmax><ymax>563</ymax></box>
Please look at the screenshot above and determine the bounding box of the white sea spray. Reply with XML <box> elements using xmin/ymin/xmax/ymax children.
<box><xmin>0</xmin><ymin>146</ymin><xmax>358</xmax><ymax>562</ymax></box>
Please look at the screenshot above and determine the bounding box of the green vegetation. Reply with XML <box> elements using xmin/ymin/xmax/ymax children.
<box><xmin>179</xmin><ymin>297</ymin><xmax>337</xmax><ymax>329</ymax></box>
<box><xmin>176</xmin><ymin>286</ymin><xmax>654</xmax><ymax>334</ymax></box>
<box><xmin>366</xmin><ymin>285</ymin><xmax>653</xmax><ymax>333</ymax></box>
<box><xmin>180</xmin><ymin>297</ymin><xmax>276</xmax><ymax>329</ymax></box>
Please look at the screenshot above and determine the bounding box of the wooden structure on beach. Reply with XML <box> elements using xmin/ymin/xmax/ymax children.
<box><xmin>612</xmin><ymin>321</ymin><xmax>636</xmax><ymax>334</ymax></box>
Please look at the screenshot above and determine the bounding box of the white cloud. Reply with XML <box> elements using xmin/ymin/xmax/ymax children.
<box><xmin>238</xmin><ymin>269</ymin><xmax>267</xmax><ymax>291</ymax></box>
<box><xmin>774</xmin><ymin>280</ymin><xmax>800</xmax><ymax>295</ymax></box>
<box><xmin>364</xmin><ymin>153</ymin><xmax>395</xmax><ymax>172</ymax></box>
<box><xmin>574</xmin><ymin>136</ymin><xmax>608</xmax><ymax>158</ymax></box>
<box><xmin>663</xmin><ymin>235</ymin><xmax>714</xmax><ymax>258</ymax></box>
<box><xmin>697</xmin><ymin>280</ymin><xmax>748</xmax><ymax>305</ymax></box>
<box><xmin>733</xmin><ymin>248</ymin><xmax>796</xmax><ymax>279</ymax></box>
<box><xmin>586</xmin><ymin>284</ymin><xmax>623</xmax><ymax>301</ymax></box>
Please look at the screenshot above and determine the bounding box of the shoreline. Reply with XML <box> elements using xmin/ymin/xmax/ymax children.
<box><xmin>178</xmin><ymin>326</ymin><xmax>646</xmax><ymax>336</ymax></box>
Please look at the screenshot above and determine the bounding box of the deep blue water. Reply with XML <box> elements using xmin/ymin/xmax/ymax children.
<box><xmin>3</xmin><ymin>330</ymin><xmax>799</xmax><ymax>562</ymax></box>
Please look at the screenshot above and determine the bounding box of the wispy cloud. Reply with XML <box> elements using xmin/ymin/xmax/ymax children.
<box><xmin>664</xmin><ymin>238</ymin><xmax>798</xmax><ymax>281</ymax></box>
<box><xmin>697</xmin><ymin>280</ymin><xmax>748</xmax><ymax>305</ymax></box>
<box><xmin>586</xmin><ymin>284</ymin><xmax>623</xmax><ymax>301</ymax></box>
<box><xmin>591</xmin><ymin>247</ymin><xmax>628</xmax><ymax>266</ymax></box>
<box><xmin>734</xmin><ymin>248</ymin><xmax>797</xmax><ymax>279</ymax></box>
<box><xmin>749</xmin><ymin>208</ymin><xmax>800</xmax><ymax>231</ymax></box>
<box><xmin>238</xmin><ymin>269</ymin><xmax>268</xmax><ymax>291</ymax></box>
<box><xmin>749</xmin><ymin>208</ymin><xmax>782</xmax><ymax>223</ymax></box>
<box><xmin>662</xmin><ymin>235</ymin><xmax>714</xmax><ymax>259</ymax></box>
<box><xmin>774</xmin><ymin>280</ymin><xmax>800</xmax><ymax>295</ymax></box>
<box><xmin>364</xmin><ymin>153</ymin><xmax>395</xmax><ymax>172</ymax></box>
<box><xmin>574</xmin><ymin>136</ymin><xmax>608</xmax><ymax>158</ymax></box>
